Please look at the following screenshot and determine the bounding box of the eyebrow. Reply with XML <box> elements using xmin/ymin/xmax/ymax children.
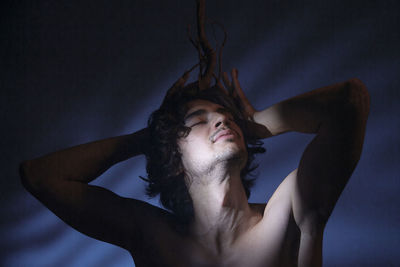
<box><xmin>183</xmin><ymin>107</ymin><xmax>231</xmax><ymax>123</ymax></box>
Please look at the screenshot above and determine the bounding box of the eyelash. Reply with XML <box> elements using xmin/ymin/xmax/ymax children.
<box><xmin>191</xmin><ymin>121</ymin><xmax>207</xmax><ymax>127</ymax></box>
<box><xmin>190</xmin><ymin>116</ymin><xmax>235</xmax><ymax>128</ymax></box>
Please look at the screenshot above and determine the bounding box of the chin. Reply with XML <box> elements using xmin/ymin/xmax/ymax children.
<box><xmin>215</xmin><ymin>143</ymin><xmax>247</xmax><ymax>166</ymax></box>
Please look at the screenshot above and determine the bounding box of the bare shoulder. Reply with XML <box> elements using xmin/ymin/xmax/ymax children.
<box><xmin>250</xmin><ymin>170</ymin><xmax>298</xmax><ymax>229</ymax></box>
<box><xmin>245</xmin><ymin>171</ymin><xmax>303</xmax><ymax>266</ymax></box>
<box><xmin>264</xmin><ymin>169</ymin><xmax>297</xmax><ymax>216</ymax></box>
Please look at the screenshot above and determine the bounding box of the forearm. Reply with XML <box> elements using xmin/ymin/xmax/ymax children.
<box><xmin>253</xmin><ymin>78</ymin><xmax>369</xmax><ymax>136</ymax></box>
<box><xmin>20</xmin><ymin>128</ymin><xmax>148</xmax><ymax>187</ymax></box>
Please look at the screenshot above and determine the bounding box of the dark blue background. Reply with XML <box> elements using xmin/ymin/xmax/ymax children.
<box><xmin>1</xmin><ymin>0</ymin><xmax>399</xmax><ymax>266</ymax></box>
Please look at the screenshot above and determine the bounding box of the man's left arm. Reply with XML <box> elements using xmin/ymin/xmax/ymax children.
<box><xmin>253</xmin><ymin>78</ymin><xmax>370</xmax><ymax>230</ymax></box>
<box><xmin>225</xmin><ymin>69</ymin><xmax>369</xmax><ymax>227</ymax></box>
<box><xmin>225</xmin><ymin>69</ymin><xmax>369</xmax><ymax>266</ymax></box>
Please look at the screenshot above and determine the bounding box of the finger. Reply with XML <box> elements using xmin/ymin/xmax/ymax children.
<box><xmin>231</xmin><ymin>68</ymin><xmax>240</xmax><ymax>90</ymax></box>
<box><xmin>231</xmin><ymin>68</ymin><xmax>244</xmax><ymax>99</ymax></box>
<box><xmin>178</xmin><ymin>71</ymin><xmax>190</xmax><ymax>88</ymax></box>
<box><xmin>215</xmin><ymin>77</ymin><xmax>229</xmax><ymax>95</ymax></box>
<box><xmin>165</xmin><ymin>71</ymin><xmax>190</xmax><ymax>99</ymax></box>
<box><xmin>222</xmin><ymin>71</ymin><xmax>232</xmax><ymax>88</ymax></box>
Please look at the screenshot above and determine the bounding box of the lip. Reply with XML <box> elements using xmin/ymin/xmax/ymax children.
<box><xmin>213</xmin><ymin>129</ymin><xmax>236</xmax><ymax>143</ymax></box>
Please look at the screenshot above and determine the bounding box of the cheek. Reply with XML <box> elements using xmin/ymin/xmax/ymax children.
<box><xmin>178</xmin><ymin>136</ymin><xmax>211</xmax><ymax>164</ymax></box>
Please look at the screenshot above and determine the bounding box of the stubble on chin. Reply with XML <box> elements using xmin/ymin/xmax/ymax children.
<box><xmin>214</xmin><ymin>142</ymin><xmax>247</xmax><ymax>169</ymax></box>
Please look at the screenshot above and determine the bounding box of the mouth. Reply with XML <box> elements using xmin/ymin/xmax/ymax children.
<box><xmin>211</xmin><ymin>129</ymin><xmax>237</xmax><ymax>143</ymax></box>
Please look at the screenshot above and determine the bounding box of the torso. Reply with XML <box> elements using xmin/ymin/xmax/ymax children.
<box><xmin>128</xmin><ymin>173</ymin><xmax>322</xmax><ymax>267</ymax></box>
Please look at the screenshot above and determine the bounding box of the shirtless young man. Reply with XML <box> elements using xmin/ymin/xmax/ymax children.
<box><xmin>20</xmin><ymin>68</ymin><xmax>369</xmax><ymax>266</ymax></box>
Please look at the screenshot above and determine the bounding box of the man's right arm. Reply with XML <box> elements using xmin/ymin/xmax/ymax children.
<box><xmin>19</xmin><ymin>128</ymin><xmax>170</xmax><ymax>251</ymax></box>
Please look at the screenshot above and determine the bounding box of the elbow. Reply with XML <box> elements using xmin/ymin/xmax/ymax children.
<box><xmin>19</xmin><ymin>160</ymin><xmax>45</xmax><ymax>193</ymax></box>
<box><xmin>348</xmin><ymin>78</ymin><xmax>369</xmax><ymax>97</ymax></box>
<box><xmin>20</xmin><ymin>160</ymin><xmax>36</xmax><ymax>192</ymax></box>
<box><xmin>346</xmin><ymin>78</ymin><xmax>370</xmax><ymax>118</ymax></box>
<box><xmin>20</xmin><ymin>160</ymin><xmax>33</xmax><ymax>191</ymax></box>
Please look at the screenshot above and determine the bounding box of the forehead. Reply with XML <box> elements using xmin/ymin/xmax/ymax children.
<box><xmin>185</xmin><ymin>99</ymin><xmax>225</xmax><ymax>114</ymax></box>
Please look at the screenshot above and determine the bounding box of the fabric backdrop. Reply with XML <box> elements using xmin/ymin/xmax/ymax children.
<box><xmin>1</xmin><ymin>0</ymin><xmax>399</xmax><ymax>266</ymax></box>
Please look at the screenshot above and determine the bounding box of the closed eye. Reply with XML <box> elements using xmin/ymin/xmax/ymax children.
<box><xmin>190</xmin><ymin>121</ymin><xmax>207</xmax><ymax>127</ymax></box>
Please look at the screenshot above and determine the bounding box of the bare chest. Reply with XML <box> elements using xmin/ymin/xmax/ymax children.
<box><xmin>132</xmin><ymin>214</ymin><xmax>301</xmax><ymax>267</ymax></box>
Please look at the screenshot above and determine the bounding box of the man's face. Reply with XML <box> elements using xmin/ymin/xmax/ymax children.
<box><xmin>178</xmin><ymin>99</ymin><xmax>247</xmax><ymax>177</ymax></box>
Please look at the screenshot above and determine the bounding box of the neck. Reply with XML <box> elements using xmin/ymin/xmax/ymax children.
<box><xmin>186</xmin><ymin>164</ymin><xmax>259</xmax><ymax>253</ymax></box>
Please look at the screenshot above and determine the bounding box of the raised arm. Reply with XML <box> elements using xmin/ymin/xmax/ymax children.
<box><xmin>254</xmin><ymin>78</ymin><xmax>370</xmax><ymax>223</ymax></box>
<box><xmin>226</xmin><ymin>70</ymin><xmax>369</xmax><ymax>265</ymax></box>
<box><xmin>225</xmin><ymin>69</ymin><xmax>369</xmax><ymax>223</ymax></box>
<box><xmin>257</xmin><ymin>78</ymin><xmax>369</xmax><ymax>265</ymax></box>
<box><xmin>19</xmin><ymin>128</ymin><xmax>169</xmax><ymax>251</ymax></box>
<box><xmin>21</xmin><ymin>128</ymin><xmax>148</xmax><ymax>185</ymax></box>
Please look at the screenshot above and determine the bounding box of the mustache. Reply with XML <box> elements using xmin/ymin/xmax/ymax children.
<box><xmin>209</xmin><ymin>127</ymin><xmax>238</xmax><ymax>142</ymax></box>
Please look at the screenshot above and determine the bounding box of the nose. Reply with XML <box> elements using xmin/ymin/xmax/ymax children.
<box><xmin>214</xmin><ymin>113</ymin><xmax>230</xmax><ymax>128</ymax></box>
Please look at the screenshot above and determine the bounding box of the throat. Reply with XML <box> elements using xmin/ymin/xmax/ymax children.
<box><xmin>187</xmin><ymin>171</ymin><xmax>259</xmax><ymax>254</ymax></box>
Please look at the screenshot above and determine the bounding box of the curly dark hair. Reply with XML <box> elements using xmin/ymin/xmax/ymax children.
<box><xmin>144</xmin><ymin>82</ymin><xmax>265</xmax><ymax>222</ymax></box>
